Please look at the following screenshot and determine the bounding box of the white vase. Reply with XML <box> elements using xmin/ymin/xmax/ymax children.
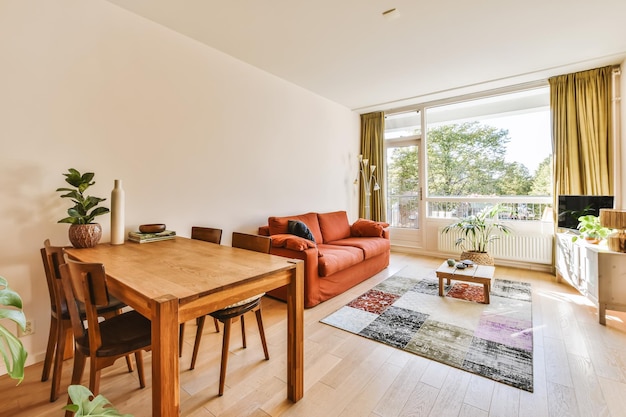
<box><xmin>110</xmin><ymin>179</ymin><xmax>125</xmax><ymax>245</ymax></box>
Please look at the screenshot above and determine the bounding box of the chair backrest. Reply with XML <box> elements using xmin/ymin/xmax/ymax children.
<box><xmin>191</xmin><ymin>227</ymin><xmax>223</xmax><ymax>244</ymax></box>
<box><xmin>232</xmin><ymin>232</ymin><xmax>271</xmax><ymax>254</ymax></box>
<box><xmin>42</xmin><ymin>239</ymin><xmax>69</xmax><ymax>316</ymax></box>
<box><xmin>59</xmin><ymin>260</ymin><xmax>111</xmax><ymax>353</ymax></box>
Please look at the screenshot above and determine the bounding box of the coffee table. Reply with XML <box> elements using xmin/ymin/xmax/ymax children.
<box><xmin>435</xmin><ymin>261</ymin><xmax>496</xmax><ymax>304</ymax></box>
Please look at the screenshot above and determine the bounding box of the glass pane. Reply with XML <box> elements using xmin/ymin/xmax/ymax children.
<box><xmin>385</xmin><ymin>111</ymin><xmax>421</xmax><ymax>139</ymax></box>
<box><xmin>387</xmin><ymin>145</ymin><xmax>419</xmax><ymax>228</ymax></box>
<box><xmin>426</xmin><ymin>87</ymin><xmax>552</xmax><ymax>198</ymax></box>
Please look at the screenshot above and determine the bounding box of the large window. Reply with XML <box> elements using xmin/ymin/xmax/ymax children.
<box><xmin>385</xmin><ymin>85</ymin><xmax>553</xmax><ymax>229</ymax></box>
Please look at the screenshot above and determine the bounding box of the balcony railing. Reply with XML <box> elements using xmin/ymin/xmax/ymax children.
<box><xmin>387</xmin><ymin>194</ymin><xmax>419</xmax><ymax>228</ymax></box>
<box><xmin>387</xmin><ymin>195</ymin><xmax>552</xmax><ymax>229</ymax></box>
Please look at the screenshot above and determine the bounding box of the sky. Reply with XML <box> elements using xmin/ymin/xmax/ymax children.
<box><xmin>483</xmin><ymin>110</ymin><xmax>552</xmax><ymax>173</ymax></box>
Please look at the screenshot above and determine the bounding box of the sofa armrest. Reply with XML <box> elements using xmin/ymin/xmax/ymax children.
<box><xmin>269</xmin><ymin>246</ymin><xmax>321</xmax><ymax>305</ymax></box>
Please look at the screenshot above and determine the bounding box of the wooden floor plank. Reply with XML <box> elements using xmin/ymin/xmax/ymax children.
<box><xmin>3</xmin><ymin>252</ymin><xmax>626</xmax><ymax>417</ymax></box>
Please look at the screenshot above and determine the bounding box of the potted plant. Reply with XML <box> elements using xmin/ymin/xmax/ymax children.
<box><xmin>441</xmin><ymin>204</ymin><xmax>513</xmax><ymax>265</ymax></box>
<box><xmin>0</xmin><ymin>276</ymin><xmax>27</xmax><ymax>384</ymax></box>
<box><xmin>572</xmin><ymin>214</ymin><xmax>612</xmax><ymax>244</ymax></box>
<box><xmin>57</xmin><ymin>168</ymin><xmax>110</xmax><ymax>248</ymax></box>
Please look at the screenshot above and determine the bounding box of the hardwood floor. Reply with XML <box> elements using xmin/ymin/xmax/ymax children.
<box><xmin>3</xmin><ymin>252</ymin><xmax>626</xmax><ymax>417</ymax></box>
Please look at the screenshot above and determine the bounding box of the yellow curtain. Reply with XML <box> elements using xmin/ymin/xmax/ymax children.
<box><xmin>549</xmin><ymin>66</ymin><xmax>614</xmax><ymax>198</ymax></box>
<box><xmin>359</xmin><ymin>112</ymin><xmax>386</xmax><ymax>221</ymax></box>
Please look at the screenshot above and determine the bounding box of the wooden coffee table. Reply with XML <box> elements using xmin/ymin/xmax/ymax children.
<box><xmin>435</xmin><ymin>261</ymin><xmax>496</xmax><ymax>304</ymax></box>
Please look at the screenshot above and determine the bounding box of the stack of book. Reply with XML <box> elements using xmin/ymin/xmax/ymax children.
<box><xmin>128</xmin><ymin>230</ymin><xmax>176</xmax><ymax>243</ymax></box>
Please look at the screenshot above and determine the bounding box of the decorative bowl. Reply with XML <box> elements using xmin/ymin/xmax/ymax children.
<box><xmin>461</xmin><ymin>259</ymin><xmax>474</xmax><ymax>266</ymax></box>
<box><xmin>455</xmin><ymin>263</ymin><xmax>467</xmax><ymax>269</ymax></box>
<box><xmin>139</xmin><ymin>223</ymin><xmax>166</xmax><ymax>233</ymax></box>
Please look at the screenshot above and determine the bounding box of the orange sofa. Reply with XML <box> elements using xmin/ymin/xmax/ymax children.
<box><xmin>258</xmin><ymin>210</ymin><xmax>390</xmax><ymax>308</ymax></box>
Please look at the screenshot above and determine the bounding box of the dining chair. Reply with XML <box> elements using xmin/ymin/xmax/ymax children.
<box><xmin>40</xmin><ymin>239</ymin><xmax>129</xmax><ymax>402</ymax></box>
<box><xmin>58</xmin><ymin>259</ymin><xmax>152</xmax><ymax>398</ymax></box>
<box><xmin>178</xmin><ymin>227</ymin><xmax>222</xmax><ymax>357</ymax></box>
<box><xmin>189</xmin><ymin>231</ymin><xmax>271</xmax><ymax>396</ymax></box>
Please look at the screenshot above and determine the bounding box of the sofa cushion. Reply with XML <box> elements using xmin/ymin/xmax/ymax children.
<box><xmin>325</xmin><ymin>237</ymin><xmax>390</xmax><ymax>260</ymax></box>
<box><xmin>268</xmin><ymin>212</ymin><xmax>324</xmax><ymax>243</ymax></box>
<box><xmin>350</xmin><ymin>218</ymin><xmax>390</xmax><ymax>237</ymax></box>
<box><xmin>270</xmin><ymin>234</ymin><xmax>316</xmax><ymax>251</ymax></box>
<box><xmin>318</xmin><ymin>211</ymin><xmax>351</xmax><ymax>242</ymax></box>
<box><xmin>317</xmin><ymin>244</ymin><xmax>364</xmax><ymax>277</ymax></box>
<box><xmin>288</xmin><ymin>220</ymin><xmax>316</xmax><ymax>242</ymax></box>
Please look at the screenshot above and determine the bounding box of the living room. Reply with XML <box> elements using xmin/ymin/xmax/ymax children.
<box><xmin>2</xmin><ymin>1</ymin><xmax>626</xmax><ymax>416</ymax></box>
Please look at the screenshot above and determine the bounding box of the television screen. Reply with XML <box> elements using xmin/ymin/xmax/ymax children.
<box><xmin>557</xmin><ymin>195</ymin><xmax>614</xmax><ymax>230</ymax></box>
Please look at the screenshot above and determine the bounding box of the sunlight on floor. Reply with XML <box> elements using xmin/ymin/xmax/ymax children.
<box><xmin>605</xmin><ymin>314</ymin><xmax>624</xmax><ymax>324</ymax></box>
<box><xmin>536</xmin><ymin>289</ymin><xmax>596</xmax><ymax>306</ymax></box>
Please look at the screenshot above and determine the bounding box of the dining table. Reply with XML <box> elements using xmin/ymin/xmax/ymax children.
<box><xmin>64</xmin><ymin>236</ymin><xmax>304</xmax><ymax>417</ymax></box>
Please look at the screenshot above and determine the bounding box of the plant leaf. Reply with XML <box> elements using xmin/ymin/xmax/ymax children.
<box><xmin>0</xmin><ymin>277</ymin><xmax>27</xmax><ymax>383</ymax></box>
<box><xmin>64</xmin><ymin>385</ymin><xmax>134</xmax><ymax>417</ymax></box>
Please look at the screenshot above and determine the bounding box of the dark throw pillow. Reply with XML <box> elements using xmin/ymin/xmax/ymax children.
<box><xmin>288</xmin><ymin>220</ymin><xmax>316</xmax><ymax>242</ymax></box>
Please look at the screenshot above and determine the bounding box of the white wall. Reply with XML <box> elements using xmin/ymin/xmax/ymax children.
<box><xmin>0</xmin><ymin>0</ymin><xmax>360</xmax><ymax>370</ymax></box>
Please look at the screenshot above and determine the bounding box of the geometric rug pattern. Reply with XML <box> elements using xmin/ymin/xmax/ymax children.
<box><xmin>320</xmin><ymin>268</ymin><xmax>534</xmax><ymax>392</ymax></box>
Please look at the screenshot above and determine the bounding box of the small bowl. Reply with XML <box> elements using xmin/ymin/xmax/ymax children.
<box><xmin>139</xmin><ymin>223</ymin><xmax>166</xmax><ymax>233</ymax></box>
<box><xmin>455</xmin><ymin>263</ymin><xmax>467</xmax><ymax>269</ymax></box>
<box><xmin>461</xmin><ymin>259</ymin><xmax>474</xmax><ymax>266</ymax></box>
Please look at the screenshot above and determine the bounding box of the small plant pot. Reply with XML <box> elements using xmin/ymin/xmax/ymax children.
<box><xmin>584</xmin><ymin>237</ymin><xmax>600</xmax><ymax>245</ymax></box>
<box><xmin>68</xmin><ymin>223</ymin><xmax>102</xmax><ymax>248</ymax></box>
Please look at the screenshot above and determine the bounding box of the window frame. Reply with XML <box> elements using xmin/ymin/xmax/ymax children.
<box><xmin>384</xmin><ymin>81</ymin><xmax>552</xmax><ymax>229</ymax></box>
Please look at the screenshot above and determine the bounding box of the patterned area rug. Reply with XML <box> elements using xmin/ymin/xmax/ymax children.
<box><xmin>321</xmin><ymin>267</ymin><xmax>533</xmax><ymax>392</ymax></box>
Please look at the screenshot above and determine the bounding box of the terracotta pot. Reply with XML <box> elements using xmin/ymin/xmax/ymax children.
<box><xmin>584</xmin><ymin>237</ymin><xmax>600</xmax><ymax>245</ymax></box>
<box><xmin>68</xmin><ymin>223</ymin><xmax>102</xmax><ymax>248</ymax></box>
<box><xmin>460</xmin><ymin>251</ymin><xmax>494</xmax><ymax>266</ymax></box>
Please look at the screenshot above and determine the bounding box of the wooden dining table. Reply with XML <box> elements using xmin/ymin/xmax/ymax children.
<box><xmin>65</xmin><ymin>236</ymin><xmax>304</xmax><ymax>417</ymax></box>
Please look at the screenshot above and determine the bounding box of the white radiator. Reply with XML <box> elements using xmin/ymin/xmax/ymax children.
<box><xmin>437</xmin><ymin>229</ymin><xmax>553</xmax><ymax>265</ymax></box>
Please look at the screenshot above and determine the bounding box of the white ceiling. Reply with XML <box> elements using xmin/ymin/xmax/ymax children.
<box><xmin>107</xmin><ymin>0</ymin><xmax>626</xmax><ymax>113</ymax></box>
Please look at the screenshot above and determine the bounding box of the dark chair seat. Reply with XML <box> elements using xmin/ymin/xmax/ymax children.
<box><xmin>210</xmin><ymin>298</ymin><xmax>261</xmax><ymax>321</ymax></box>
<box><xmin>75</xmin><ymin>310</ymin><xmax>151</xmax><ymax>357</ymax></box>
<box><xmin>59</xmin><ymin>295</ymin><xmax>125</xmax><ymax>320</ymax></box>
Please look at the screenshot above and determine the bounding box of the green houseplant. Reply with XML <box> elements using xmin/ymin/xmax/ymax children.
<box><xmin>441</xmin><ymin>204</ymin><xmax>513</xmax><ymax>265</ymax></box>
<box><xmin>0</xmin><ymin>276</ymin><xmax>27</xmax><ymax>384</ymax></box>
<box><xmin>57</xmin><ymin>168</ymin><xmax>110</xmax><ymax>248</ymax></box>
<box><xmin>64</xmin><ymin>385</ymin><xmax>132</xmax><ymax>417</ymax></box>
<box><xmin>572</xmin><ymin>214</ymin><xmax>612</xmax><ymax>244</ymax></box>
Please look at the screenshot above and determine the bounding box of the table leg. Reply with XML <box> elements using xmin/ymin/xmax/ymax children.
<box><xmin>483</xmin><ymin>283</ymin><xmax>490</xmax><ymax>304</ymax></box>
<box><xmin>151</xmin><ymin>295</ymin><xmax>179</xmax><ymax>417</ymax></box>
<box><xmin>438</xmin><ymin>275</ymin><xmax>444</xmax><ymax>296</ymax></box>
<box><xmin>287</xmin><ymin>260</ymin><xmax>304</xmax><ymax>401</ymax></box>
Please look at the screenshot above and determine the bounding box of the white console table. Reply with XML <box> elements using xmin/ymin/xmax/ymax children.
<box><xmin>556</xmin><ymin>232</ymin><xmax>626</xmax><ymax>324</ymax></box>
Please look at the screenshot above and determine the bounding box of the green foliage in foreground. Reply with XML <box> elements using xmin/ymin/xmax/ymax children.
<box><xmin>64</xmin><ymin>385</ymin><xmax>133</xmax><ymax>417</ymax></box>
<box><xmin>0</xmin><ymin>276</ymin><xmax>27</xmax><ymax>384</ymax></box>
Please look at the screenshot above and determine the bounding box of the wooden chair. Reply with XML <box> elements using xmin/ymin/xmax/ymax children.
<box><xmin>59</xmin><ymin>259</ymin><xmax>152</xmax><ymax>398</ymax></box>
<box><xmin>179</xmin><ymin>227</ymin><xmax>223</xmax><ymax>357</ymax></box>
<box><xmin>190</xmin><ymin>232</ymin><xmax>271</xmax><ymax>396</ymax></box>
<box><xmin>40</xmin><ymin>239</ymin><xmax>129</xmax><ymax>402</ymax></box>
<box><xmin>191</xmin><ymin>226</ymin><xmax>223</xmax><ymax>244</ymax></box>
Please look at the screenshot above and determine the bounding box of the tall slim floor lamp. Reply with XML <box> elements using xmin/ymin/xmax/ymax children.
<box><xmin>355</xmin><ymin>154</ymin><xmax>380</xmax><ymax>220</ymax></box>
